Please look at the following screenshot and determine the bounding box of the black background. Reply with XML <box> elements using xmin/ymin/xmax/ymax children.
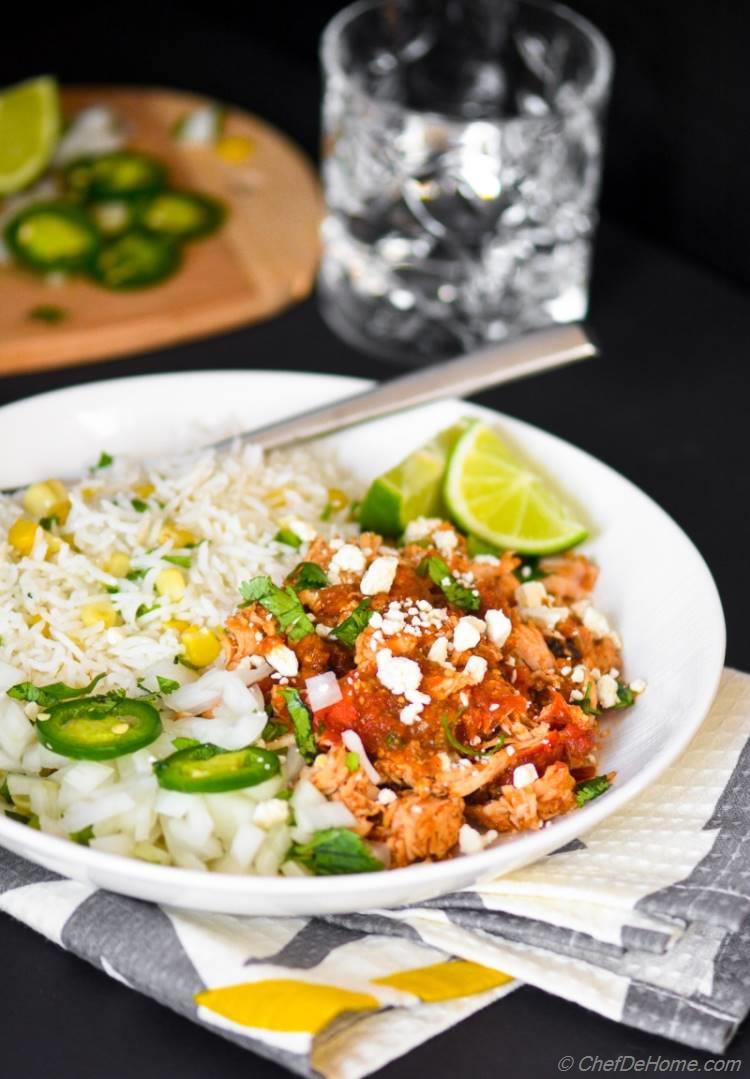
<box><xmin>2</xmin><ymin>3</ymin><xmax>750</xmax><ymax>1077</ymax></box>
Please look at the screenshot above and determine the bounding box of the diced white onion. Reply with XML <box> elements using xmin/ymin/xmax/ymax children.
<box><xmin>341</xmin><ymin>729</ymin><xmax>381</xmax><ymax>785</ymax></box>
<box><xmin>305</xmin><ymin>671</ymin><xmax>342</xmax><ymax>713</ymax></box>
<box><xmin>175</xmin><ymin>711</ymin><xmax>267</xmax><ymax>750</ymax></box>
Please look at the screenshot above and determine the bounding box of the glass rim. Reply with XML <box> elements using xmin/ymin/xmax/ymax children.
<box><xmin>321</xmin><ymin>0</ymin><xmax>614</xmax><ymax>116</ymax></box>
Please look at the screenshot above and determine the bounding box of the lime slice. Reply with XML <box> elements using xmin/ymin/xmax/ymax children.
<box><xmin>444</xmin><ymin>420</ymin><xmax>588</xmax><ymax>554</ymax></box>
<box><xmin>359</xmin><ymin>419</ymin><xmax>472</xmax><ymax>535</ymax></box>
<box><xmin>0</xmin><ymin>76</ymin><xmax>60</xmax><ymax>196</ymax></box>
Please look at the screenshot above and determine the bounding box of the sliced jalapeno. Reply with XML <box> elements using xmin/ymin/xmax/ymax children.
<box><xmin>65</xmin><ymin>151</ymin><xmax>166</xmax><ymax>200</ymax></box>
<box><xmin>153</xmin><ymin>742</ymin><xmax>279</xmax><ymax>793</ymax></box>
<box><xmin>5</xmin><ymin>201</ymin><xmax>100</xmax><ymax>273</ymax></box>
<box><xmin>89</xmin><ymin>228</ymin><xmax>180</xmax><ymax>290</ymax></box>
<box><xmin>36</xmin><ymin>696</ymin><xmax>162</xmax><ymax>761</ymax></box>
<box><xmin>137</xmin><ymin>189</ymin><xmax>225</xmax><ymax>241</ymax></box>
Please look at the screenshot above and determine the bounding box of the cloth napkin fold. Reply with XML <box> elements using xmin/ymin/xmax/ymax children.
<box><xmin>1</xmin><ymin>668</ymin><xmax>749</xmax><ymax>1078</ymax></box>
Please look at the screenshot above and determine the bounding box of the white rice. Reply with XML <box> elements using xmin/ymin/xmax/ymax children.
<box><xmin>0</xmin><ymin>441</ymin><xmax>361</xmax><ymax>874</ymax></box>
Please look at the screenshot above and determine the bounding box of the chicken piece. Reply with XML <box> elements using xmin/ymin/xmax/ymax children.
<box><xmin>508</xmin><ymin>621</ymin><xmax>556</xmax><ymax>671</ymax></box>
<box><xmin>377</xmin><ymin>742</ymin><xmax>528</xmax><ymax>799</ymax></box>
<box><xmin>223</xmin><ymin>604</ymin><xmax>277</xmax><ymax>667</ymax></box>
<box><xmin>466</xmin><ymin>761</ymin><xmax>577</xmax><ymax>833</ymax></box>
<box><xmin>570</xmin><ymin>625</ymin><xmax>622</xmax><ymax>674</ymax></box>
<box><xmin>539</xmin><ymin>555</ymin><xmax>598</xmax><ymax>601</ymax></box>
<box><xmin>380</xmin><ymin>792</ymin><xmax>464</xmax><ymax>867</ymax></box>
<box><xmin>309</xmin><ymin>746</ymin><xmax>381</xmax><ymax>836</ymax></box>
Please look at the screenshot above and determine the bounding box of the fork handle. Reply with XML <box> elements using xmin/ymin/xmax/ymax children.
<box><xmin>215</xmin><ymin>323</ymin><xmax>597</xmax><ymax>453</ymax></box>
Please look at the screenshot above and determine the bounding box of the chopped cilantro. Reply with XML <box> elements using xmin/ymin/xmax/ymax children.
<box><xmin>8</xmin><ymin>673</ymin><xmax>106</xmax><ymax>708</ymax></box>
<box><xmin>70</xmin><ymin>824</ymin><xmax>95</xmax><ymax>846</ymax></box>
<box><xmin>575</xmin><ymin>774</ymin><xmax>611</xmax><ymax>806</ymax></box>
<box><xmin>579</xmin><ymin>683</ymin><xmax>601</xmax><ymax>716</ymax></box>
<box><xmin>95</xmin><ymin>451</ymin><xmax>114</xmax><ymax>470</ymax></box>
<box><xmin>615</xmin><ymin>682</ymin><xmax>636</xmax><ymax>709</ymax></box>
<box><xmin>274</xmin><ymin>528</ymin><xmax>302</xmax><ymax>549</ymax></box>
<box><xmin>136</xmin><ymin>603</ymin><xmax>159</xmax><ymax>618</ymax></box>
<box><xmin>330</xmin><ymin>599</ymin><xmax>373</xmax><ymax>648</ymax></box>
<box><xmin>6</xmin><ymin>809</ymin><xmax>39</xmax><ymax>829</ymax></box>
<box><xmin>28</xmin><ymin>304</ymin><xmax>66</xmax><ymax>323</ymax></box>
<box><xmin>0</xmin><ymin>780</ymin><xmax>11</xmax><ymax>804</ymax></box>
<box><xmin>238</xmin><ymin>576</ymin><xmax>314</xmax><ymax>642</ymax></box>
<box><xmin>289</xmin><ymin>562</ymin><xmax>330</xmax><ymax>592</ymax></box>
<box><xmin>345</xmin><ymin>751</ymin><xmax>360</xmax><ymax>772</ymax></box>
<box><xmin>278</xmin><ymin>687</ymin><xmax>317</xmax><ymax>761</ymax></box>
<box><xmin>163</xmin><ymin>554</ymin><xmax>192</xmax><ymax>568</ymax></box>
<box><xmin>157</xmin><ymin>676</ymin><xmax>181</xmax><ymax>696</ymax></box>
<box><xmin>131</xmin><ymin>498</ymin><xmax>149</xmax><ymax>513</ymax></box>
<box><xmin>289</xmin><ymin>828</ymin><xmax>383</xmax><ymax>875</ymax></box>
<box><xmin>417</xmin><ymin>556</ymin><xmax>480</xmax><ymax>612</ymax></box>
<box><xmin>39</xmin><ymin>514</ymin><xmax>59</xmax><ymax>531</ymax></box>
<box><xmin>126</xmin><ymin>568</ymin><xmax>147</xmax><ymax>582</ymax></box>
<box><xmin>320</xmin><ymin>503</ymin><xmax>334</xmax><ymax>522</ymax></box>
<box><xmin>513</xmin><ymin>557</ymin><xmax>546</xmax><ymax>582</ymax></box>
<box><xmin>261</xmin><ymin>719</ymin><xmax>287</xmax><ymax>742</ymax></box>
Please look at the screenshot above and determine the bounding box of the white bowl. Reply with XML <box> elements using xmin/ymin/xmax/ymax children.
<box><xmin>0</xmin><ymin>370</ymin><xmax>725</xmax><ymax>914</ymax></box>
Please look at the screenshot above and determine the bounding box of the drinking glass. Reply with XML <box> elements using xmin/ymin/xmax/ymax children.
<box><xmin>319</xmin><ymin>0</ymin><xmax>613</xmax><ymax>361</ymax></box>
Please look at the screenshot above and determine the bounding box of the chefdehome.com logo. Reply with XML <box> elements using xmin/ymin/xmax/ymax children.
<box><xmin>556</xmin><ymin>1056</ymin><xmax>741</xmax><ymax>1073</ymax></box>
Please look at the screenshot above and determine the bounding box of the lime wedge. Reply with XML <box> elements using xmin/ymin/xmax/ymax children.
<box><xmin>0</xmin><ymin>76</ymin><xmax>60</xmax><ymax>196</ymax></box>
<box><xmin>444</xmin><ymin>419</ymin><xmax>588</xmax><ymax>554</ymax></box>
<box><xmin>359</xmin><ymin>420</ymin><xmax>472</xmax><ymax>535</ymax></box>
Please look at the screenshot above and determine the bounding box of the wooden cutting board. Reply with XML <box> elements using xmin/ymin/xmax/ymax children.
<box><xmin>0</xmin><ymin>86</ymin><xmax>323</xmax><ymax>375</ymax></box>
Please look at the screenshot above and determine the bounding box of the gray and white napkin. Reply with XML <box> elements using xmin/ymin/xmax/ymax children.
<box><xmin>0</xmin><ymin>668</ymin><xmax>748</xmax><ymax>1078</ymax></box>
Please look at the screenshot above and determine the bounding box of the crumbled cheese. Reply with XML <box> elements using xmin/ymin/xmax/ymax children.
<box><xmin>596</xmin><ymin>673</ymin><xmax>619</xmax><ymax>710</ymax></box>
<box><xmin>484</xmin><ymin>608</ymin><xmax>511</xmax><ymax>648</ymax></box>
<box><xmin>253</xmin><ymin>798</ymin><xmax>290</xmax><ymax>829</ymax></box>
<box><xmin>315</xmin><ymin>624</ymin><xmax>332</xmax><ymax>638</ymax></box>
<box><xmin>630</xmin><ymin>678</ymin><xmax>647</xmax><ymax>694</ymax></box>
<box><xmin>328</xmin><ymin>543</ymin><xmax>366</xmax><ymax>582</ymax></box>
<box><xmin>369</xmin><ymin>611</ymin><xmax>384</xmax><ymax>630</ymax></box>
<box><xmin>458</xmin><ymin>823</ymin><xmax>484</xmax><ymax>854</ymax></box>
<box><xmin>464</xmin><ymin>655</ymin><xmax>488</xmax><ymax>685</ymax></box>
<box><xmin>403</xmin><ymin>517</ymin><xmax>442</xmax><ymax>543</ymax></box>
<box><xmin>582</xmin><ymin>605</ymin><xmax>610</xmax><ymax>640</ymax></box>
<box><xmin>571</xmin><ymin>664</ymin><xmax>586</xmax><ymax>684</ymax></box>
<box><xmin>280</xmin><ymin>516</ymin><xmax>317</xmax><ymax>543</ymax></box>
<box><xmin>560</xmin><ymin>665</ymin><xmax>572</xmax><ymax>676</ymax></box>
<box><xmin>474</xmin><ymin>554</ymin><xmax>500</xmax><ymax>565</ymax></box>
<box><xmin>376</xmin><ymin>649</ymin><xmax>422</xmax><ymax>696</ymax></box>
<box><xmin>515</xmin><ymin>581</ymin><xmax>547</xmax><ymax>607</ymax></box>
<box><xmin>521</xmin><ymin>605</ymin><xmax>569</xmax><ymax>630</ymax></box>
<box><xmin>570</xmin><ymin>689</ymin><xmax>584</xmax><ymax>702</ymax></box>
<box><xmin>404</xmin><ymin>688</ymin><xmax>430</xmax><ymax>706</ymax></box>
<box><xmin>427</xmin><ymin>636</ymin><xmax>449</xmax><ymax>664</ymax></box>
<box><xmin>381</xmin><ymin>617</ymin><xmax>404</xmax><ymax>636</ymax></box>
<box><xmin>437</xmin><ymin>751</ymin><xmax>452</xmax><ymax>771</ymax></box>
<box><xmin>399</xmin><ymin>704</ymin><xmax>421</xmax><ymax>725</ymax></box>
<box><xmin>505</xmin><ymin>745</ymin><xmax>516</xmax><ymax>757</ymax></box>
<box><xmin>266</xmin><ymin>644</ymin><xmax>299</xmax><ymax>677</ymax></box>
<box><xmin>513</xmin><ymin>763</ymin><xmax>538</xmax><ymax>788</ymax></box>
<box><xmin>377</xmin><ymin>788</ymin><xmax>397</xmax><ymax>805</ymax></box>
<box><xmin>433</xmin><ymin>529</ymin><xmax>458</xmax><ymax>555</ymax></box>
<box><xmin>452</xmin><ymin>615</ymin><xmax>485</xmax><ymax>652</ymax></box>
<box><xmin>360</xmin><ymin>556</ymin><xmax>398</xmax><ymax>596</ymax></box>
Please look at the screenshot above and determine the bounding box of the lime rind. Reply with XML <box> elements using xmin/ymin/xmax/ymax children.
<box><xmin>444</xmin><ymin>419</ymin><xmax>588</xmax><ymax>554</ymax></box>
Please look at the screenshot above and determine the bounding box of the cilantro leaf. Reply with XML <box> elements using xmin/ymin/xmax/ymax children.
<box><xmin>417</xmin><ymin>556</ymin><xmax>480</xmax><ymax>612</ymax></box>
<box><xmin>126</xmin><ymin>568</ymin><xmax>147</xmax><ymax>582</ymax></box>
<box><xmin>157</xmin><ymin>676</ymin><xmax>181</xmax><ymax>696</ymax></box>
<box><xmin>239</xmin><ymin>577</ymin><xmax>314</xmax><ymax>642</ymax></box>
<box><xmin>279</xmin><ymin>687</ymin><xmax>317</xmax><ymax>761</ymax></box>
<box><xmin>70</xmin><ymin>824</ymin><xmax>95</xmax><ymax>846</ymax></box>
<box><xmin>575</xmin><ymin>774</ymin><xmax>611</xmax><ymax>806</ymax></box>
<box><xmin>39</xmin><ymin>514</ymin><xmax>59</xmax><ymax>531</ymax></box>
<box><xmin>131</xmin><ymin>498</ymin><xmax>149</xmax><ymax>513</ymax></box>
<box><xmin>289</xmin><ymin>562</ymin><xmax>330</xmax><ymax>592</ymax></box>
<box><xmin>579</xmin><ymin>683</ymin><xmax>601</xmax><ymax>716</ymax></box>
<box><xmin>289</xmin><ymin>828</ymin><xmax>384</xmax><ymax>875</ymax></box>
<box><xmin>136</xmin><ymin>603</ymin><xmax>159</xmax><ymax>618</ymax></box>
<box><xmin>330</xmin><ymin>599</ymin><xmax>372</xmax><ymax>648</ymax></box>
<box><xmin>615</xmin><ymin>682</ymin><xmax>636</xmax><ymax>709</ymax></box>
<box><xmin>8</xmin><ymin>673</ymin><xmax>106</xmax><ymax>708</ymax></box>
<box><xmin>513</xmin><ymin>557</ymin><xmax>546</xmax><ymax>583</ymax></box>
<box><xmin>163</xmin><ymin>554</ymin><xmax>192</xmax><ymax>568</ymax></box>
<box><xmin>95</xmin><ymin>451</ymin><xmax>113</xmax><ymax>470</ymax></box>
<box><xmin>274</xmin><ymin>528</ymin><xmax>302</xmax><ymax>549</ymax></box>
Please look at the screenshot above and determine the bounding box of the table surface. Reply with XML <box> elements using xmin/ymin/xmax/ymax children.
<box><xmin>2</xmin><ymin>30</ymin><xmax>750</xmax><ymax>1076</ymax></box>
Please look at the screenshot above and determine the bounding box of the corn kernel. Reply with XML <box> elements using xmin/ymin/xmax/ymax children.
<box><xmin>165</xmin><ymin>618</ymin><xmax>190</xmax><ymax>633</ymax></box>
<box><xmin>81</xmin><ymin>487</ymin><xmax>96</xmax><ymax>500</ymax></box>
<box><xmin>181</xmin><ymin>626</ymin><xmax>221</xmax><ymax>667</ymax></box>
<box><xmin>132</xmin><ymin>483</ymin><xmax>155</xmax><ymax>498</ymax></box>
<box><xmin>155</xmin><ymin>567</ymin><xmax>186</xmax><ymax>602</ymax></box>
<box><xmin>8</xmin><ymin>518</ymin><xmax>40</xmax><ymax>556</ymax></box>
<box><xmin>159</xmin><ymin>521</ymin><xmax>196</xmax><ymax>548</ymax></box>
<box><xmin>216</xmin><ymin>134</ymin><xmax>254</xmax><ymax>163</ymax></box>
<box><xmin>81</xmin><ymin>602</ymin><xmax>120</xmax><ymax>629</ymax></box>
<box><xmin>327</xmin><ymin>487</ymin><xmax>348</xmax><ymax>511</ymax></box>
<box><xmin>21</xmin><ymin>480</ymin><xmax>66</xmax><ymax>519</ymax></box>
<box><xmin>103</xmin><ymin>552</ymin><xmax>131</xmax><ymax>577</ymax></box>
<box><xmin>44</xmin><ymin>533</ymin><xmax>61</xmax><ymax>555</ymax></box>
